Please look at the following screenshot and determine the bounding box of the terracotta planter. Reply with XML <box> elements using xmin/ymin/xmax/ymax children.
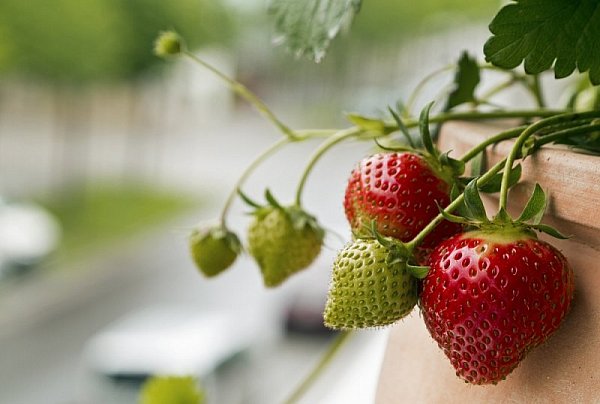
<box><xmin>376</xmin><ymin>121</ymin><xmax>600</xmax><ymax>403</ymax></box>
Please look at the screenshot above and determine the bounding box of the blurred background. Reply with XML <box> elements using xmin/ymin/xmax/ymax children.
<box><xmin>0</xmin><ymin>1</ymin><xmax>501</xmax><ymax>403</ymax></box>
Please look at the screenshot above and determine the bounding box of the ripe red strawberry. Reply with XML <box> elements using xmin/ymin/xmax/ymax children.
<box><xmin>344</xmin><ymin>152</ymin><xmax>461</xmax><ymax>251</ymax></box>
<box><xmin>420</xmin><ymin>229</ymin><xmax>574</xmax><ymax>384</ymax></box>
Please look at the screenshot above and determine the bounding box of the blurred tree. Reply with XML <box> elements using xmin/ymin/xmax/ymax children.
<box><xmin>0</xmin><ymin>0</ymin><xmax>234</xmax><ymax>83</ymax></box>
<box><xmin>348</xmin><ymin>0</ymin><xmax>496</xmax><ymax>44</ymax></box>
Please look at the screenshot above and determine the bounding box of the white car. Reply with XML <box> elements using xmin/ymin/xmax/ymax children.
<box><xmin>0</xmin><ymin>199</ymin><xmax>61</xmax><ymax>277</ymax></box>
<box><xmin>84</xmin><ymin>306</ymin><xmax>258</xmax><ymax>379</ymax></box>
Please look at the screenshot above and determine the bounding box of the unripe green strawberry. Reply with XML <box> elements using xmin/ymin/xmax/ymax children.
<box><xmin>324</xmin><ymin>238</ymin><xmax>418</xmax><ymax>329</ymax></box>
<box><xmin>248</xmin><ymin>205</ymin><xmax>323</xmax><ymax>287</ymax></box>
<box><xmin>189</xmin><ymin>226</ymin><xmax>241</xmax><ymax>277</ymax></box>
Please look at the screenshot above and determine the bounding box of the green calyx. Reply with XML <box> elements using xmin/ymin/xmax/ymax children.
<box><xmin>243</xmin><ymin>189</ymin><xmax>324</xmax><ymax>287</ymax></box>
<box><xmin>441</xmin><ymin>179</ymin><xmax>568</xmax><ymax>240</ymax></box>
<box><xmin>371</xmin><ymin>102</ymin><xmax>465</xmax><ymax>187</ymax></box>
<box><xmin>154</xmin><ymin>31</ymin><xmax>185</xmax><ymax>58</ymax></box>
<box><xmin>366</xmin><ymin>221</ymin><xmax>429</xmax><ymax>280</ymax></box>
<box><xmin>189</xmin><ymin>225</ymin><xmax>242</xmax><ymax>277</ymax></box>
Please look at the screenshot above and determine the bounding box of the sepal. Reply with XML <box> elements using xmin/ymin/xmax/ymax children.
<box><xmin>388</xmin><ymin>104</ymin><xmax>416</xmax><ymax>148</ymax></box>
<box><xmin>419</xmin><ymin>102</ymin><xmax>438</xmax><ymax>158</ymax></box>
<box><xmin>529</xmin><ymin>223</ymin><xmax>570</xmax><ymax>240</ymax></box>
<box><xmin>517</xmin><ymin>183</ymin><xmax>547</xmax><ymax>224</ymax></box>
<box><xmin>407</xmin><ymin>264</ymin><xmax>430</xmax><ymax>279</ymax></box>
<box><xmin>463</xmin><ymin>179</ymin><xmax>489</xmax><ymax>223</ymax></box>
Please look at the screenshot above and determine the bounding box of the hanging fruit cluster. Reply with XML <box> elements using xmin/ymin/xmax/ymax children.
<box><xmin>155</xmin><ymin>31</ymin><xmax>600</xmax><ymax>388</ymax></box>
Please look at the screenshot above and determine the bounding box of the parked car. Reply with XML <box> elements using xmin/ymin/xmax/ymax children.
<box><xmin>0</xmin><ymin>198</ymin><xmax>61</xmax><ymax>278</ymax></box>
<box><xmin>84</xmin><ymin>305</ymin><xmax>259</xmax><ymax>380</ymax></box>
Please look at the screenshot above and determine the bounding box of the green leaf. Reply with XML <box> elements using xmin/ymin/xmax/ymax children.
<box><xmin>269</xmin><ymin>0</ymin><xmax>362</xmax><ymax>62</ymax></box>
<box><xmin>479</xmin><ymin>164</ymin><xmax>522</xmax><ymax>193</ymax></box>
<box><xmin>446</xmin><ymin>52</ymin><xmax>481</xmax><ymax>109</ymax></box>
<box><xmin>470</xmin><ymin>150</ymin><xmax>486</xmax><ymax>177</ymax></box>
<box><xmin>484</xmin><ymin>0</ymin><xmax>600</xmax><ymax>85</ymax></box>
<box><xmin>530</xmin><ymin>223</ymin><xmax>570</xmax><ymax>239</ymax></box>
<box><xmin>464</xmin><ymin>179</ymin><xmax>489</xmax><ymax>222</ymax></box>
<box><xmin>407</xmin><ymin>264</ymin><xmax>430</xmax><ymax>279</ymax></box>
<box><xmin>419</xmin><ymin>102</ymin><xmax>437</xmax><ymax>157</ymax></box>
<box><xmin>139</xmin><ymin>376</ymin><xmax>205</xmax><ymax>404</ymax></box>
<box><xmin>517</xmin><ymin>183</ymin><xmax>547</xmax><ymax>224</ymax></box>
<box><xmin>450</xmin><ymin>183</ymin><xmax>461</xmax><ymax>201</ymax></box>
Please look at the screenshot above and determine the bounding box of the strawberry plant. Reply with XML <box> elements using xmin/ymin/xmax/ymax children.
<box><xmin>149</xmin><ymin>1</ymin><xmax>600</xmax><ymax>402</ymax></box>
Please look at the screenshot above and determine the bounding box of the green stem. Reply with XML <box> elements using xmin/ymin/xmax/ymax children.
<box><xmin>295</xmin><ymin>128</ymin><xmax>340</xmax><ymax>138</ymax></box>
<box><xmin>406</xmin><ymin>115</ymin><xmax>600</xmax><ymax>250</ymax></box>
<box><xmin>295</xmin><ymin>127</ymin><xmax>364</xmax><ymax>206</ymax></box>
<box><xmin>478</xmin><ymin>79</ymin><xmax>518</xmax><ymax>102</ymax></box>
<box><xmin>498</xmin><ymin>110</ymin><xmax>600</xmax><ymax>210</ymax></box>
<box><xmin>220</xmin><ymin>137</ymin><xmax>290</xmax><ymax>227</ymax></box>
<box><xmin>406</xmin><ymin>158</ymin><xmax>508</xmax><ymax>250</ymax></box>
<box><xmin>183</xmin><ymin>51</ymin><xmax>296</xmax><ymax>139</ymax></box>
<box><xmin>404</xmin><ymin>65</ymin><xmax>455</xmax><ymax>117</ymax></box>
<box><xmin>283</xmin><ymin>331</ymin><xmax>353</xmax><ymax>404</ymax></box>
<box><xmin>384</xmin><ymin>109</ymin><xmax>567</xmax><ymax>134</ymax></box>
<box><xmin>421</xmin><ymin>109</ymin><xmax>564</xmax><ymax>126</ymax></box>
<box><xmin>535</xmin><ymin>123</ymin><xmax>600</xmax><ymax>148</ymax></box>
<box><xmin>459</xmin><ymin>126</ymin><xmax>527</xmax><ymax>162</ymax></box>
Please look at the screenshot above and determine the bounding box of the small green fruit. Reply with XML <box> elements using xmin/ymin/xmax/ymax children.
<box><xmin>189</xmin><ymin>226</ymin><xmax>241</xmax><ymax>277</ymax></box>
<box><xmin>324</xmin><ymin>238</ymin><xmax>418</xmax><ymax>329</ymax></box>
<box><xmin>154</xmin><ymin>31</ymin><xmax>184</xmax><ymax>57</ymax></box>
<box><xmin>139</xmin><ymin>375</ymin><xmax>205</xmax><ymax>404</ymax></box>
<box><xmin>248</xmin><ymin>205</ymin><xmax>323</xmax><ymax>287</ymax></box>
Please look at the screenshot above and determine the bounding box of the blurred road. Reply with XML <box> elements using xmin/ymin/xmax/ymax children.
<box><xmin>0</xmin><ymin>113</ymin><xmax>390</xmax><ymax>404</ymax></box>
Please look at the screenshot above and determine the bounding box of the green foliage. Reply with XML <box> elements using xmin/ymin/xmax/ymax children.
<box><xmin>39</xmin><ymin>182</ymin><xmax>198</xmax><ymax>261</ymax></box>
<box><xmin>113</xmin><ymin>0</ymin><xmax>234</xmax><ymax>79</ymax></box>
<box><xmin>446</xmin><ymin>52</ymin><xmax>480</xmax><ymax>110</ymax></box>
<box><xmin>0</xmin><ymin>0</ymin><xmax>233</xmax><ymax>83</ymax></box>
<box><xmin>348</xmin><ymin>0</ymin><xmax>495</xmax><ymax>44</ymax></box>
<box><xmin>269</xmin><ymin>0</ymin><xmax>362</xmax><ymax>62</ymax></box>
<box><xmin>139</xmin><ymin>376</ymin><xmax>205</xmax><ymax>404</ymax></box>
<box><xmin>485</xmin><ymin>0</ymin><xmax>600</xmax><ymax>85</ymax></box>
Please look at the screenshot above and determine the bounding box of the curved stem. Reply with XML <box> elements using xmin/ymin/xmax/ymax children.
<box><xmin>283</xmin><ymin>331</ymin><xmax>353</xmax><ymax>404</ymax></box>
<box><xmin>498</xmin><ymin>110</ymin><xmax>600</xmax><ymax>210</ymax></box>
<box><xmin>295</xmin><ymin>128</ymin><xmax>340</xmax><ymax>138</ymax></box>
<box><xmin>535</xmin><ymin>123</ymin><xmax>600</xmax><ymax>148</ymax></box>
<box><xmin>295</xmin><ymin>127</ymin><xmax>363</xmax><ymax>206</ymax></box>
<box><xmin>220</xmin><ymin>137</ymin><xmax>290</xmax><ymax>227</ymax></box>
<box><xmin>385</xmin><ymin>109</ymin><xmax>567</xmax><ymax>134</ymax></box>
<box><xmin>404</xmin><ymin>65</ymin><xmax>455</xmax><ymax>117</ymax></box>
<box><xmin>424</xmin><ymin>109</ymin><xmax>564</xmax><ymax>125</ymax></box>
<box><xmin>183</xmin><ymin>51</ymin><xmax>296</xmax><ymax>139</ymax></box>
<box><xmin>478</xmin><ymin>79</ymin><xmax>517</xmax><ymax>102</ymax></box>
<box><xmin>459</xmin><ymin>126</ymin><xmax>527</xmax><ymax>162</ymax></box>
<box><xmin>406</xmin><ymin>158</ymin><xmax>508</xmax><ymax>251</ymax></box>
